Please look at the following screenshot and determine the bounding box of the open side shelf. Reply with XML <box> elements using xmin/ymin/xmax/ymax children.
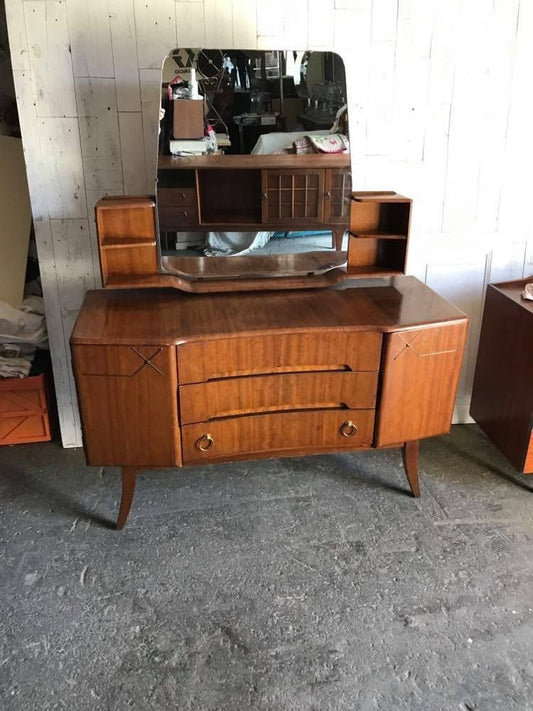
<box><xmin>348</xmin><ymin>192</ymin><xmax>411</xmax><ymax>274</ymax></box>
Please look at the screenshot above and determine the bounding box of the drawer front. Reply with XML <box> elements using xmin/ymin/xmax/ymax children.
<box><xmin>158</xmin><ymin>205</ymin><xmax>198</xmax><ymax>229</ymax></box>
<box><xmin>179</xmin><ymin>371</ymin><xmax>378</xmax><ymax>424</ymax></box>
<box><xmin>182</xmin><ymin>409</ymin><xmax>375</xmax><ymax>464</ymax></box>
<box><xmin>158</xmin><ymin>188</ymin><xmax>197</xmax><ymax>207</ymax></box>
<box><xmin>177</xmin><ymin>331</ymin><xmax>382</xmax><ymax>384</ymax></box>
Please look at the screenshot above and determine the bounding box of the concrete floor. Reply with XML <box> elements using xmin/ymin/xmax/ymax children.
<box><xmin>0</xmin><ymin>424</ymin><xmax>531</xmax><ymax>710</ymax></box>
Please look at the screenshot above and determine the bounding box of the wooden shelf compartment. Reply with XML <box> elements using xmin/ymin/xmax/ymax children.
<box><xmin>197</xmin><ymin>168</ymin><xmax>262</xmax><ymax>225</ymax></box>
<box><xmin>347</xmin><ymin>234</ymin><xmax>408</xmax><ymax>273</ymax></box>
<box><xmin>347</xmin><ymin>192</ymin><xmax>411</xmax><ymax>275</ymax></box>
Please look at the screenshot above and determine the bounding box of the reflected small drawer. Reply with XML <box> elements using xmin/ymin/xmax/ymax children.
<box><xmin>158</xmin><ymin>188</ymin><xmax>197</xmax><ymax>206</ymax></box>
<box><xmin>158</xmin><ymin>205</ymin><xmax>198</xmax><ymax>229</ymax></box>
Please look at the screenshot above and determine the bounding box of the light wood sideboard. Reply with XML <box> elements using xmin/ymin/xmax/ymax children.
<box><xmin>71</xmin><ymin>278</ymin><xmax>468</xmax><ymax>528</ymax></box>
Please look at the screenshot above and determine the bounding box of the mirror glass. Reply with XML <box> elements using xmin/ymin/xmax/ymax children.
<box><xmin>156</xmin><ymin>49</ymin><xmax>350</xmax><ymax>280</ymax></box>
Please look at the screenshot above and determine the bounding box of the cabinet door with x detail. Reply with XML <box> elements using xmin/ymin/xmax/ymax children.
<box><xmin>375</xmin><ymin>321</ymin><xmax>468</xmax><ymax>446</ymax></box>
<box><xmin>72</xmin><ymin>345</ymin><xmax>181</xmax><ymax>467</ymax></box>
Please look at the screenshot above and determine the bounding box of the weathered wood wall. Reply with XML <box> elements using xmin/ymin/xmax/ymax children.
<box><xmin>5</xmin><ymin>0</ymin><xmax>533</xmax><ymax>447</ymax></box>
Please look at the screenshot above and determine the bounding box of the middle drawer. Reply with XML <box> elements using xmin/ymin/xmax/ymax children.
<box><xmin>179</xmin><ymin>371</ymin><xmax>378</xmax><ymax>424</ymax></box>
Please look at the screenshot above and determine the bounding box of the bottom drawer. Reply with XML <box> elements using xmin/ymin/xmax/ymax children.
<box><xmin>181</xmin><ymin>409</ymin><xmax>375</xmax><ymax>464</ymax></box>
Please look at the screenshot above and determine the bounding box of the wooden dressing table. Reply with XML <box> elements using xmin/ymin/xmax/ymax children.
<box><xmin>72</xmin><ymin>191</ymin><xmax>468</xmax><ymax>528</ymax></box>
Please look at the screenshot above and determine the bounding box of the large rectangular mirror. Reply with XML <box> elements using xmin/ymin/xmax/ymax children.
<box><xmin>156</xmin><ymin>49</ymin><xmax>350</xmax><ymax>281</ymax></box>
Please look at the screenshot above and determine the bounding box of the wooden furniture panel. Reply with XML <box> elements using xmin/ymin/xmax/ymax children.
<box><xmin>71</xmin><ymin>276</ymin><xmax>468</xmax><ymax>528</ymax></box>
<box><xmin>177</xmin><ymin>331</ymin><xmax>383</xmax><ymax>384</ymax></box>
<box><xmin>179</xmin><ymin>371</ymin><xmax>378</xmax><ymax>424</ymax></box>
<box><xmin>181</xmin><ymin>409</ymin><xmax>376</xmax><ymax>464</ymax></box>
<box><xmin>96</xmin><ymin>197</ymin><xmax>158</xmax><ymax>284</ymax></box>
<box><xmin>348</xmin><ymin>192</ymin><xmax>411</xmax><ymax>276</ymax></box>
<box><xmin>470</xmin><ymin>279</ymin><xmax>533</xmax><ymax>473</ymax></box>
<box><xmin>376</xmin><ymin>321</ymin><xmax>468</xmax><ymax>446</ymax></box>
<box><xmin>72</xmin><ymin>344</ymin><xmax>180</xmax><ymax>467</ymax></box>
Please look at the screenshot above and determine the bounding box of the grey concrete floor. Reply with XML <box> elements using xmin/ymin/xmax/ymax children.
<box><xmin>0</xmin><ymin>425</ymin><xmax>532</xmax><ymax>711</ymax></box>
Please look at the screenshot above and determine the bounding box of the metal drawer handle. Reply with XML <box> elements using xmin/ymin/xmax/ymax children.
<box><xmin>340</xmin><ymin>420</ymin><xmax>357</xmax><ymax>437</ymax></box>
<box><xmin>325</xmin><ymin>191</ymin><xmax>331</xmax><ymax>199</ymax></box>
<box><xmin>196</xmin><ymin>434</ymin><xmax>214</xmax><ymax>451</ymax></box>
<box><xmin>182</xmin><ymin>210</ymin><xmax>188</xmax><ymax>217</ymax></box>
<box><xmin>180</xmin><ymin>192</ymin><xmax>187</xmax><ymax>199</ymax></box>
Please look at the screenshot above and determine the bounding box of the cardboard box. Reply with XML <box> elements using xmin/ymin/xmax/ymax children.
<box><xmin>173</xmin><ymin>99</ymin><xmax>205</xmax><ymax>139</ymax></box>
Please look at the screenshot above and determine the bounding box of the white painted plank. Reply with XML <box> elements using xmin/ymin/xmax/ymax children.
<box><xmin>283</xmin><ymin>0</ymin><xmax>308</xmax><ymax>49</ymax></box>
<box><xmin>66</xmin><ymin>0</ymin><xmax>114</xmax><ymax>78</ymax></box>
<box><xmin>49</xmin><ymin>218</ymin><xmax>95</xmax><ymax>447</ymax></box>
<box><xmin>134</xmin><ymin>0</ymin><xmax>177</xmax><ymax>69</ymax></box>
<box><xmin>24</xmin><ymin>1</ymin><xmax>77</xmax><ymax>118</ymax></box>
<box><xmin>139</xmin><ymin>69</ymin><xmax>162</xmax><ymax>193</ymax></box>
<box><xmin>33</xmin><ymin>218</ymin><xmax>83</xmax><ymax>447</ymax></box>
<box><xmin>4</xmin><ymin>0</ymin><xmax>30</xmax><ymax>71</ymax></box>
<box><xmin>74</xmin><ymin>77</ymin><xmax>117</xmax><ymax>117</ymax></box>
<box><xmin>371</xmin><ymin>0</ymin><xmax>398</xmax><ymax>42</ymax></box>
<box><xmin>231</xmin><ymin>0</ymin><xmax>257</xmax><ymax>49</ymax></box>
<box><xmin>308</xmin><ymin>0</ymin><xmax>334</xmax><ymax>49</ymax></box>
<box><xmin>110</xmin><ymin>0</ymin><xmax>142</xmax><ymax>112</ymax></box>
<box><xmin>177</xmin><ymin>1</ymin><xmax>207</xmax><ymax>49</ymax></box>
<box><xmin>257</xmin><ymin>0</ymin><xmax>284</xmax><ymax>42</ymax></box>
<box><xmin>38</xmin><ymin>118</ymin><xmax>88</xmax><ymax>218</ymax></box>
<box><xmin>204</xmin><ymin>0</ymin><xmax>234</xmax><ymax>48</ymax></box>
<box><xmin>365</xmin><ymin>40</ymin><xmax>395</xmax><ymax>156</ymax></box>
<box><xmin>118</xmin><ymin>112</ymin><xmax>148</xmax><ymax>194</ymax></box>
<box><xmin>12</xmin><ymin>69</ymin><xmax>49</xmax><ymax>220</ymax></box>
<box><xmin>74</xmin><ymin>79</ymin><xmax>123</xmax><ymax>192</ymax></box>
<box><xmin>489</xmin><ymin>237</ymin><xmax>527</xmax><ymax>284</ymax></box>
<box><xmin>425</xmin><ymin>257</ymin><xmax>488</xmax><ymax>424</ymax></box>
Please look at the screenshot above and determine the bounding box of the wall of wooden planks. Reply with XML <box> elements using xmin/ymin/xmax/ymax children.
<box><xmin>5</xmin><ymin>0</ymin><xmax>533</xmax><ymax>447</ymax></box>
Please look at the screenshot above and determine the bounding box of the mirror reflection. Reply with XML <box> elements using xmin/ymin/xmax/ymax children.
<box><xmin>157</xmin><ymin>49</ymin><xmax>351</xmax><ymax>279</ymax></box>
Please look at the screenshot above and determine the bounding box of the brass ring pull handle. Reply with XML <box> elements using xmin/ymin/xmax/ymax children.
<box><xmin>262</xmin><ymin>192</ymin><xmax>268</xmax><ymax>199</ymax></box>
<box><xmin>325</xmin><ymin>191</ymin><xmax>331</xmax><ymax>199</ymax></box>
<box><xmin>340</xmin><ymin>420</ymin><xmax>357</xmax><ymax>437</ymax></box>
<box><xmin>196</xmin><ymin>434</ymin><xmax>214</xmax><ymax>451</ymax></box>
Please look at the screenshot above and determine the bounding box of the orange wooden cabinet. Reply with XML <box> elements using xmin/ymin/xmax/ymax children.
<box><xmin>71</xmin><ymin>278</ymin><xmax>468</xmax><ymax>528</ymax></box>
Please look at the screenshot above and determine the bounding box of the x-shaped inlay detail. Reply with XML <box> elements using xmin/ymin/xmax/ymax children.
<box><xmin>394</xmin><ymin>331</ymin><xmax>457</xmax><ymax>360</ymax></box>
<box><xmin>129</xmin><ymin>347</ymin><xmax>165</xmax><ymax>376</ymax></box>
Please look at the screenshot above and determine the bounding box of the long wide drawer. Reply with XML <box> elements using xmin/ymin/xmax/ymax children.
<box><xmin>179</xmin><ymin>371</ymin><xmax>378</xmax><ymax>424</ymax></box>
<box><xmin>181</xmin><ymin>409</ymin><xmax>375</xmax><ymax>464</ymax></box>
<box><xmin>177</xmin><ymin>331</ymin><xmax>382</xmax><ymax>384</ymax></box>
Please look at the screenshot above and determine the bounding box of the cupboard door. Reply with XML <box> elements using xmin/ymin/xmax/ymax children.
<box><xmin>262</xmin><ymin>169</ymin><xmax>325</xmax><ymax>224</ymax></box>
<box><xmin>375</xmin><ymin>321</ymin><xmax>468</xmax><ymax>446</ymax></box>
<box><xmin>324</xmin><ymin>169</ymin><xmax>352</xmax><ymax>222</ymax></box>
<box><xmin>72</xmin><ymin>345</ymin><xmax>181</xmax><ymax>467</ymax></box>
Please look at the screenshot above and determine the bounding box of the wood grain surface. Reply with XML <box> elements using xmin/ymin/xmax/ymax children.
<box><xmin>181</xmin><ymin>409</ymin><xmax>376</xmax><ymax>465</ymax></box>
<box><xmin>179</xmin><ymin>371</ymin><xmax>378</xmax><ymax>424</ymax></box>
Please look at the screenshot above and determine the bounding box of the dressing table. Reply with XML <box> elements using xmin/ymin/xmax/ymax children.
<box><xmin>71</xmin><ymin>48</ymin><xmax>467</xmax><ymax>529</ymax></box>
<box><xmin>71</xmin><ymin>192</ymin><xmax>467</xmax><ymax>529</ymax></box>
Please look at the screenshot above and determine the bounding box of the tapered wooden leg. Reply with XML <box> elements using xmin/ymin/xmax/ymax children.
<box><xmin>402</xmin><ymin>440</ymin><xmax>421</xmax><ymax>498</ymax></box>
<box><xmin>116</xmin><ymin>467</ymin><xmax>137</xmax><ymax>530</ymax></box>
<box><xmin>332</xmin><ymin>227</ymin><xmax>345</xmax><ymax>251</ymax></box>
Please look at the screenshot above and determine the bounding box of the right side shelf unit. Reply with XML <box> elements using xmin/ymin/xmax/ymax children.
<box><xmin>348</xmin><ymin>192</ymin><xmax>412</xmax><ymax>276</ymax></box>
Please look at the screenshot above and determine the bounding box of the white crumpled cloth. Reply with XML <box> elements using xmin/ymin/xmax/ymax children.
<box><xmin>0</xmin><ymin>297</ymin><xmax>47</xmax><ymax>378</ymax></box>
